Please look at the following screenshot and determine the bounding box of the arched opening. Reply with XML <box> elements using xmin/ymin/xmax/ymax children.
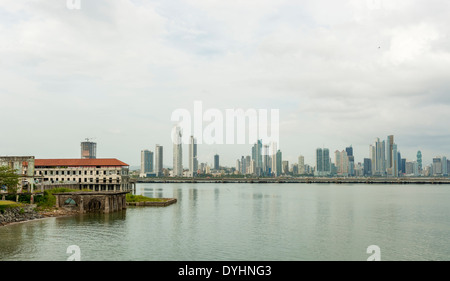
<box><xmin>64</xmin><ymin>197</ymin><xmax>77</xmax><ymax>206</ymax></box>
<box><xmin>87</xmin><ymin>198</ymin><xmax>102</xmax><ymax>212</ymax></box>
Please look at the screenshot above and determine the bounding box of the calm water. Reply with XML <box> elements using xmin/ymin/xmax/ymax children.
<box><xmin>1</xmin><ymin>183</ymin><xmax>450</xmax><ymax>261</ymax></box>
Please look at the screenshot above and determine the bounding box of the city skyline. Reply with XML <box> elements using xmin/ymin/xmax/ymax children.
<box><xmin>136</xmin><ymin>133</ymin><xmax>449</xmax><ymax>178</ymax></box>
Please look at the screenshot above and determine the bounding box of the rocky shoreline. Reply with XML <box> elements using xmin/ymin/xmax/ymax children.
<box><xmin>0</xmin><ymin>204</ymin><xmax>79</xmax><ymax>227</ymax></box>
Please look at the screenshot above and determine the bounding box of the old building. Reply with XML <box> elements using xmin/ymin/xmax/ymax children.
<box><xmin>0</xmin><ymin>156</ymin><xmax>37</xmax><ymax>192</ymax></box>
<box><xmin>34</xmin><ymin>158</ymin><xmax>132</xmax><ymax>191</ymax></box>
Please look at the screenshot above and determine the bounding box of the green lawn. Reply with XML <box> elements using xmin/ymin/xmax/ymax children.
<box><xmin>0</xmin><ymin>200</ymin><xmax>20</xmax><ymax>211</ymax></box>
<box><xmin>126</xmin><ymin>194</ymin><xmax>167</xmax><ymax>203</ymax></box>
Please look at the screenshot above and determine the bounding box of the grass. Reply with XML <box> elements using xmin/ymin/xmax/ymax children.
<box><xmin>0</xmin><ymin>200</ymin><xmax>21</xmax><ymax>212</ymax></box>
<box><xmin>126</xmin><ymin>194</ymin><xmax>167</xmax><ymax>203</ymax></box>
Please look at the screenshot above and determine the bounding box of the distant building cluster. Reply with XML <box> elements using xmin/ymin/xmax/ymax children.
<box><xmin>139</xmin><ymin>133</ymin><xmax>449</xmax><ymax>178</ymax></box>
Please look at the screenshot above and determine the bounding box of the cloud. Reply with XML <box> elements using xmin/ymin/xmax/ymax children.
<box><xmin>1</xmin><ymin>0</ymin><xmax>450</xmax><ymax>167</ymax></box>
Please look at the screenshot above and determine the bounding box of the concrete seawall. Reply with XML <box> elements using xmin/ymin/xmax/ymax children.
<box><xmin>126</xmin><ymin>198</ymin><xmax>177</xmax><ymax>207</ymax></box>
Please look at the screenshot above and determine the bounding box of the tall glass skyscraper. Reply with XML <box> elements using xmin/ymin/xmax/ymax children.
<box><xmin>155</xmin><ymin>145</ymin><xmax>163</xmax><ymax>177</ymax></box>
<box><xmin>371</xmin><ymin>138</ymin><xmax>386</xmax><ymax>176</ymax></box>
<box><xmin>173</xmin><ymin>126</ymin><xmax>183</xmax><ymax>177</ymax></box>
<box><xmin>252</xmin><ymin>140</ymin><xmax>263</xmax><ymax>176</ymax></box>
<box><xmin>417</xmin><ymin>151</ymin><xmax>423</xmax><ymax>173</ymax></box>
<box><xmin>315</xmin><ymin>148</ymin><xmax>330</xmax><ymax>176</ymax></box>
<box><xmin>140</xmin><ymin>149</ymin><xmax>153</xmax><ymax>176</ymax></box>
<box><xmin>189</xmin><ymin>136</ymin><xmax>198</xmax><ymax>177</ymax></box>
<box><xmin>81</xmin><ymin>139</ymin><xmax>96</xmax><ymax>159</ymax></box>
<box><xmin>214</xmin><ymin>154</ymin><xmax>219</xmax><ymax>170</ymax></box>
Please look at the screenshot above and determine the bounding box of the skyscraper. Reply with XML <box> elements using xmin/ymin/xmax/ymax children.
<box><xmin>442</xmin><ymin>156</ymin><xmax>448</xmax><ymax>177</ymax></box>
<box><xmin>173</xmin><ymin>126</ymin><xmax>183</xmax><ymax>177</ymax></box>
<box><xmin>392</xmin><ymin>144</ymin><xmax>398</xmax><ymax>177</ymax></box>
<box><xmin>189</xmin><ymin>136</ymin><xmax>198</xmax><ymax>177</ymax></box>
<box><xmin>155</xmin><ymin>145</ymin><xmax>163</xmax><ymax>177</ymax></box>
<box><xmin>315</xmin><ymin>148</ymin><xmax>330</xmax><ymax>176</ymax></box>
<box><xmin>236</xmin><ymin>159</ymin><xmax>241</xmax><ymax>173</ymax></box>
<box><xmin>263</xmin><ymin>144</ymin><xmax>270</xmax><ymax>176</ymax></box>
<box><xmin>81</xmin><ymin>139</ymin><xmax>97</xmax><ymax>159</ymax></box>
<box><xmin>214</xmin><ymin>154</ymin><xmax>219</xmax><ymax>170</ymax></box>
<box><xmin>417</xmin><ymin>151</ymin><xmax>423</xmax><ymax>173</ymax></box>
<box><xmin>335</xmin><ymin>150</ymin><xmax>348</xmax><ymax>176</ymax></box>
<box><xmin>252</xmin><ymin>140</ymin><xmax>263</xmax><ymax>176</ymax></box>
<box><xmin>298</xmin><ymin>155</ymin><xmax>305</xmax><ymax>175</ymax></box>
<box><xmin>241</xmin><ymin>155</ymin><xmax>246</xmax><ymax>174</ymax></box>
<box><xmin>363</xmin><ymin>158</ymin><xmax>372</xmax><ymax>177</ymax></box>
<box><xmin>386</xmin><ymin>135</ymin><xmax>394</xmax><ymax>173</ymax></box>
<box><xmin>433</xmin><ymin>157</ymin><xmax>442</xmax><ymax>176</ymax></box>
<box><xmin>282</xmin><ymin>160</ymin><xmax>289</xmax><ymax>175</ymax></box>
<box><xmin>140</xmin><ymin>149</ymin><xmax>153</xmax><ymax>176</ymax></box>
<box><xmin>346</xmin><ymin>146</ymin><xmax>354</xmax><ymax>176</ymax></box>
<box><xmin>371</xmin><ymin>138</ymin><xmax>386</xmax><ymax>176</ymax></box>
<box><xmin>276</xmin><ymin>150</ymin><xmax>282</xmax><ymax>177</ymax></box>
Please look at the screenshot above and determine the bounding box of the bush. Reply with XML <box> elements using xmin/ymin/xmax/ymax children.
<box><xmin>126</xmin><ymin>193</ymin><xmax>165</xmax><ymax>203</ymax></box>
<box><xmin>18</xmin><ymin>194</ymin><xmax>31</xmax><ymax>203</ymax></box>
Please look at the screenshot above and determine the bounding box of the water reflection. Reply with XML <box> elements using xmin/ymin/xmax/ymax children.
<box><xmin>1</xmin><ymin>184</ymin><xmax>450</xmax><ymax>261</ymax></box>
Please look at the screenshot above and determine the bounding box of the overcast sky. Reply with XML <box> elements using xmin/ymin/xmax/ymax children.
<box><xmin>1</xmin><ymin>0</ymin><xmax>450</xmax><ymax>168</ymax></box>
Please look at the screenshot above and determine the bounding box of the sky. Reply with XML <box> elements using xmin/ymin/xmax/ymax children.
<box><xmin>1</xmin><ymin>0</ymin><xmax>450</xmax><ymax>168</ymax></box>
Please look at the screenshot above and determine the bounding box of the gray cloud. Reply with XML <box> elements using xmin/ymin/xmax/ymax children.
<box><xmin>1</xmin><ymin>0</ymin><xmax>449</xmax><ymax>167</ymax></box>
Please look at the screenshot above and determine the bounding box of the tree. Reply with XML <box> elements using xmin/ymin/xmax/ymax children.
<box><xmin>0</xmin><ymin>166</ymin><xmax>19</xmax><ymax>193</ymax></box>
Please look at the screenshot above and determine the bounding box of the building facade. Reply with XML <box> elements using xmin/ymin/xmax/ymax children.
<box><xmin>315</xmin><ymin>148</ymin><xmax>330</xmax><ymax>176</ymax></box>
<box><xmin>0</xmin><ymin>156</ymin><xmax>36</xmax><ymax>192</ymax></box>
<box><xmin>173</xmin><ymin>126</ymin><xmax>183</xmax><ymax>177</ymax></box>
<box><xmin>34</xmin><ymin>158</ymin><xmax>131</xmax><ymax>191</ymax></box>
<box><xmin>214</xmin><ymin>154</ymin><xmax>219</xmax><ymax>170</ymax></box>
<box><xmin>155</xmin><ymin>145</ymin><xmax>163</xmax><ymax>177</ymax></box>
<box><xmin>189</xmin><ymin>136</ymin><xmax>198</xmax><ymax>177</ymax></box>
<box><xmin>81</xmin><ymin>140</ymin><xmax>97</xmax><ymax>159</ymax></box>
<box><xmin>140</xmin><ymin>149</ymin><xmax>154</xmax><ymax>177</ymax></box>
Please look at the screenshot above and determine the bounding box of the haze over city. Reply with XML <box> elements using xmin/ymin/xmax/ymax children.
<box><xmin>1</xmin><ymin>0</ymin><xmax>450</xmax><ymax>167</ymax></box>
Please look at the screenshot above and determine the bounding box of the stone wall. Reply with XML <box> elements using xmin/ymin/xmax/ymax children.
<box><xmin>54</xmin><ymin>192</ymin><xmax>128</xmax><ymax>213</ymax></box>
<box><xmin>126</xmin><ymin>198</ymin><xmax>177</xmax><ymax>207</ymax></box>
<box><xmin>0</xmin><ymin>205</ymin><xmax>43</xmax><ymax>226</ymax></box>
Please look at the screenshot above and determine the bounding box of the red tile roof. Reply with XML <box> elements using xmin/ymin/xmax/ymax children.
<box><xmin>35</xmin><ymin>159</ymin><xmax>129</xmax><ymax>167</ymax></box>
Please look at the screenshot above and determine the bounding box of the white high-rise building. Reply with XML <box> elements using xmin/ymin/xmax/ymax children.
<box><xmin>189</xmin><ymin>136</ymin><xmax>198</xmax><ymax>177</ymax></box>
<box><xmin>298</xmin><ymin>155</ymin><xmax>305</xmax><ymax>175</ymax></box>
<box><xmin>335</xmin><ymin>150</ymin><xmax>348</xmax><ymax>176</ymax></box>
<box><xmin>173</xmin><ymin>126</ymin><xmax>183</xmax><ymax>177</ymax></box>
